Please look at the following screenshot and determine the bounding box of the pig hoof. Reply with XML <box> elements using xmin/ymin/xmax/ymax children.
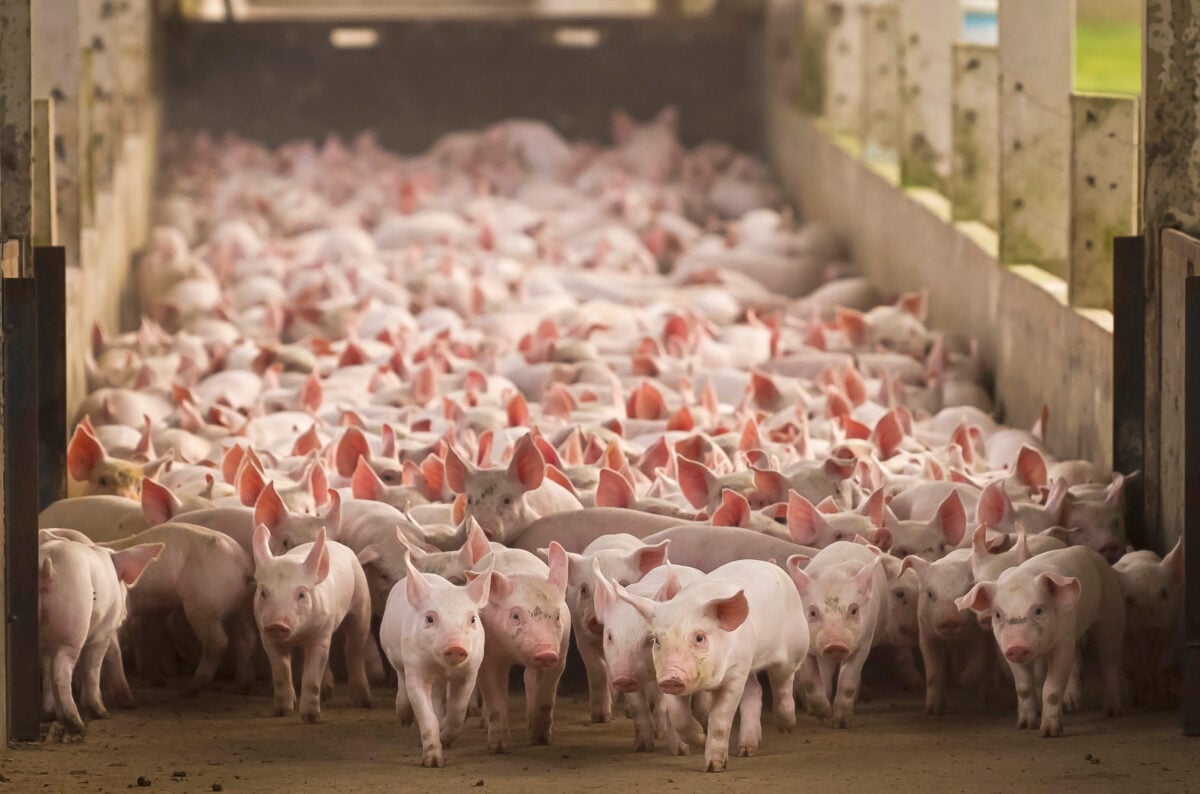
<box><xmin>668</xmin><ymin>740</ymin><xmax>689</xmax><ymax>756</ymax></box>
<box><xmin>529</xmin><ymin>728</ymin><xmax>551</xmax><ymax>745</ymax></box>
<box><xmin>301</xmin><ymin>709</ymin><xmax>322</xmax><ymax>725</ymax></box>
<box><xmin>487</xmin><ymin>739</ymin><xmax>507</xmax><ymax>755</ymax></box>
<box><xmin>83</xmin><ymin>704</ymin><xmax>109</xmax><ymax>721</ymax></box>
<box><xmin>273</xmin><ymin>705</ymin><xmax>293</xmax><ymax>718</ymax></box>
<box><xmin>634</xmin><ymin>737</ymin><xmax>655</xmax><ymax>753</ymax></box>
<box><xmin>62</xmin><ymin>728</ymin><xmax>86</xmax><ymax>744</ymax></box>
<box><xmin>704</xmin><ymin>755</ymin><xmax>728</xmax><ymax>773</ymax></box>
<box><xmin>590</xmin><ymin>710</ymin><xmax>610</xmax><ymax>724</ymax></box>
<box><xmin>352</xmin><ymin>693</ymin><xmax>373</xmax><ymax>710</ymax></box>
<box><xmin>737</xmin><ymin>744</ymin><xmax>757</xmax><ymax>758</ymax></box>
<box><xmin>925</xmin><ymin>702</ymin><xmax>945</xmax><ymax>716</ymax></box>
<box><xmin>1039</xmin><ymin>719</ymin><xmax>1062</xmax><ymax>738</ymax></box>
<box><xmin>44</xmin><ymin>722</ymin><xmax>64</xmax><ymax>743</ymax></box>
<box><xmin>421</xmin><ymin>749</ymin><xmax>445</xmax><ymax>768</ymax></box>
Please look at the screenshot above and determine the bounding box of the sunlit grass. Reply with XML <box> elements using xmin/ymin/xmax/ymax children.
<box><xmin>1076</xmin><ymin>21</ymin><xmax>1141</xmax><ymax>95</ymax></box>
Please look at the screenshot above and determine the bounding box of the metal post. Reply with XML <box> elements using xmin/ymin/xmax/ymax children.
<box><xmin>1183</xmin><ymin>274</ymin><xmax>1200</xmax><ymax>735</ymax></box>
<box><xmin>35</xmin><ymin>247</ymin><xmax>65</xmax><ymax>511</ymax></box>
<box><xmin>4</xmin><ymin>276</ymin><xmax>39</xmax><ymax>742</ymax></box>
<box><xmin>1112</xmin><ymin>235</ymin><xmax>1146</xmax><ymax>547</ymax></box>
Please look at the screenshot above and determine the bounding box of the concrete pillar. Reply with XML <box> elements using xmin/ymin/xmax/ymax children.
<box><xmin>859</xmin><ymin>1</ymin><xmax>899</xmax><ymax>163</ymax></box>
<box><xmin>897</xmin><ymin>0</ymin><xmax>957</xmax><ymax>189</ymax></box>
<box><xmin>997</xmin><ymin>0</ymin><xmax>1075</xmax><ymax>276</ymax></box>
<box><xmin>0</xmin><ymin>0</ymin><xmax>32</xmax><ymax>273</ymax></box>
<box><xmin>950</xmin><ymin>42</ymin><xmax>999</xmax><ymax>227</ymax></box>
<box><xmin>824</xmin><ymin>0</ymin><xmax>864</xmax><ymax>136</ymax></box>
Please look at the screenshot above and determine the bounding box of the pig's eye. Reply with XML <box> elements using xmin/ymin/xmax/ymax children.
<box><xmin>381</xmin><ymin>471</ymin><xmax>400</xmax><ymax>484</ymax></box>
<box><xmin>281</xmin><ymin>539</ymin><xmax>292</xmax><ymax>551</ymax></box>
<box><xmin>510</xmin><ymin>610</ymin><xmax>521</xmax><ymax>622</ymax></box>
<box><xmin>617</xmin><ymin>580</ymin><xmax>631</xmax><ymax>587</ymax></box>
<box><xmin>834</xmin><ymin>532</ymin><xmax>846</xmax><ymax>541</ymax></box>
<box><xmin>579</xmin><ymin>584</ymin><xmax>589</xmax><ymax>597</ymax></box>
<box><xmin>98</xmin><ymin>476</ymin><xmax>111</xmax><ymax>488</ymax></box>
<box><xmin>605</xmin><ymin>631</ymin><xmax>613</xmax><ymax>643</ymax></box>
<box><xmin>692</xmin><ymin>632</ymin><xmax>706</xmax><ymax>646</ymax></box>
<box><xmin>296</xmin><ymin>590</ymin><xmax>307</xmax><ymax>602</ymax></box>
<box><xmin>1160</xmin><ymin>588</ymin><xmax>1170</xmax><ymax>600</ymax></box>
<box><xmin>926</xmin><ymin>589</ymin><xmax>935</xmax><ymax>600</ymax></box>
<box><xmin>895</xmin><ymin>548</ymin><xmax>910</xmax><ymax>558</ymax></box>
<box><xmin>425</xmin><ymin>614</ymin><xmax>435</xmax><ymax>625</ymax></box>
<box><xmin>806</xmin><ymin>606</ymin><xmax>820</xmax><ymax>622</ymax></box>
<box><xmin>893</xmin><ymin>590</ymin><xmax>905</xmax><ymax>601</ymax></box>
<box><xmin>258</xmin><ymin>587</ymin><xmax>268</xmax><ymax>599</ymax></box>
<box><xmin>502</xmin><ymin>495</ymin><xmax>513</xmax><ymax>506</ymax></box>
<box><xmin>1032</xmin><ymin>606</ymin><xmax>1045</xmax><ymax>618</ymax></box>
<box><xmin>470</xmin><ymin>615</ymin><xmax>477</xmax><ymax>625</ymax></box>
<box><xmin>848</xmin><ymin>604</ymin><xmax>860</xmax><ymax>618</ymax></box>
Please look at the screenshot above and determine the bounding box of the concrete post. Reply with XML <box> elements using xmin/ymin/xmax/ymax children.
<box><xmin>950</xmin><ymin>42</ymin><xmax>999</xmax><ymax>227</ymax></box>
<box><xmin>897</xmin><ymin>0</ymin><xmax>957</xmax><ymax>189</ymax></box>
<box><xmin>859</xmin><ymin>1</ymin><xmax>899</xmax><ymax>163</ymax></box>
<box><xmin>824</xmin><ymin>0</ymin><xmax>864</xmax><ymax>136</ymax></box>
<box><xmin>0</xmin><ymin>0</ymin><xmax>32</xmax><ymax>274</ymax></box>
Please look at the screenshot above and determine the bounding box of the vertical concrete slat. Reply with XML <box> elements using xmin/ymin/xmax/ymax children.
<box><xmin>897</xmin><ymin>0</ymin><xmax>956</xmax><ymax>189</ymax></box>
<box><xmin>0</xmin><ymin>0</ymin><xmax>33</xmax><ymax>273</ymax></box>
<box><xmin>31</xmin><ymin>97</ymin><xmax>56</xmax><ymax>248</ymax></box>
<box><xmin>950</xmin><ymin>42</ymin><xmax>999</xmax><ymax>227</ymax></box>
<box><xmin>997</xmin><ymin>0</ymin><xmax>1074</xmax><ymax>275</ymax></box>
<box><xmin>796</xmin><ymin>0</ymin><xmax>830</xmax><ymax>115</ymax></box>
<box><xmin>824</xmin><ymin>0</ymin><xmax>863</xmax><ymax>136</ymax></box>
<box><xmin>1160</xmin><ymin>230</ymin><xmax>1200</xmax><ymax>555</ymax></box>
<box><xmin>1144</xmin><ymin>0</ymin><xmax>1200</xmax><ymax>560</ymax></box>
<box><xmin>859</xmin><ymin>1</ymin><xmax>899</xmax><ymax>165</ymax></box>
<box><xmin>1068</xmin><ymin>94</ymin><xmax>1138</xmax><ymax>312</ymax></box>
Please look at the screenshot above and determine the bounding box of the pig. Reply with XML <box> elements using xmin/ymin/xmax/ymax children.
<box><xmin>1060</xmin><ymin>474</ymin><xmax>1130</xmax><ymax>563</ymax></box>
<box><xmin>642</xmin><ymin>525</ymin><xmax>817</xmax><ymax>572</ymax></box>
<box><xmin>251</xmin><ymin>525</ymin><xmax>373</xmax><ymax>722</ymax></box>
<box><xmin>786</xmin><ymin>541</ymin><xmax>887</xmax><ymax>728</ymax></box>
<box><xmin>562</xmin><ymin>535</ymin><xmax>670</xmax><ymax>722</ymax></box>
<box><xmin>39</xmin><ymin>495</ymin><xmax>148</xmax><ymax>541</ymax></box>
<box><xmin>469</xmin><ymin>543</ymin><xmax>571</xmax><ymax>753</ymax></box>
<box><xmin>102</xmin><ymin>523</ymin><xmax>256</xmax><ymax>693</ymax></box>
<box><xmin>1113</xmin><ymin>539</ymin><xmax>1184</xmax><ymax>704</ymax></box>
<box><xmin>615</xmin><ymin>559</ymin><xmax>811</xmax><ymax>771</ymax></box>
<box><xmin>444</xmin><ymin>434</ymin><xmax>582</xmax><ymax>543</ymax></box>
<box><xmin>883</xmin><ymin>490</ymin><xmax>967</xmax><ymax>562</ymax></box>
<box><xmin>592</xmin><ymin>562</ymin><xmax>706</xmax><ymax>752</ymax></box>
<box><xmin>67</xmin><ymin>424</ymin><xmax>166</xmax><ymax>499</ymax></box>
<box><xmin>379</xmin><ymin>554</ymin><xmax>493</xmax><ymax>767</ymax></box>
<box><xmin>38</xmin><ymin>538</ymin><xmax>163</xmax><ymax>740</ymax></box>
<box><xmin>956</xmin><ymin>546</ymin><xmax>1126</xmax><ymax>736</ymax></box>
<box><xmin>513</xmin><ymin>507</ymin><xmax>693</xmax><ymax>555</ymax></box>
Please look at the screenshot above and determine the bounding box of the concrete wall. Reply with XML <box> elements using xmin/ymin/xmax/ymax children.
<box><xmin>766</xmin><ymin>104</ymin><xmax>1114</xmax><ymax>468</ymax></box>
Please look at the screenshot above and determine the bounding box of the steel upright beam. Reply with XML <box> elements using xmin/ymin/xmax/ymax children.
<box><xmin>35</xmin><ymin>247</ymin><xmax>65</xmax><ymax>511</ymax></box>
<box><xmin>1183</xmin><ymin>274</ymin><xmax>1200</xmax><ymax>735</ymax></box>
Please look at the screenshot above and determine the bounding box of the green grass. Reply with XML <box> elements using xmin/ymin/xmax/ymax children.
<box><xmin>1076</xmin><ymin>21</ymin><xmax>1141</xmax><ymax>95</ymax></box>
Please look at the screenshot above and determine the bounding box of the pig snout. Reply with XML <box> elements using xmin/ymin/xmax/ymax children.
<box><xmin>530</xmin><ymin>646</ymin><xmax>561</xmax><ymax>669</ymax></box>
<box><xmin>443</xmin><ymin>643</ymin><xmax>470</xmax><ymax>664</ymax></box>
<box><xmin>1003</xmin><ymin>644</ymin><xmax>1034</xmax><ymax>664</ymax></box>
<box><xmin>611</xmin><ymin>675</ymin><xmax>640</xmax><ymax>694</ymax></box>
<box><xmin>936</xmin><ymin>616</ymin><xmax>965</xmax><ymax>637</ymax></box>
<box><xmin>263</xmin><ymin>621</ymin><xmax>292</xmax><ymax>640</ymax></box>
<box><xmin>820</xmin><ymin>642</ymin><xmax>850</xmax><ymax>662</ymax></box>
<box><xmin>657</xmin><ymin>670</ymin><xmax>689</xmax><ymax>695</ymax></box>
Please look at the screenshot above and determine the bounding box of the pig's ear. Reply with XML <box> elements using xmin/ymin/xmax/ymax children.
<box><xmin>632</xmin><ymin>540</ymin><xmax>670</xmax><ymax>576</ymax></box>
<box><xmin>304</xmin><ymin>529</ymin><xmax>331</xmax><ymax>584</ymax></box>
<box><xmin>872</xmin><ymin>526</ymin><xmax>893</xmax><ymax>552</ymax></box>
<box><xmin>614</xmin><ymin>583</ymin><xmax>658</xmax><ymax>624</ymax></box>
<box><xmin>336</xmin><ymin>427</ymin><xmax>371</xmax><ymax>479</ymax></box>
<box><xmin>394</xmin><ymin>526</ymin><xmax>426</xmax><ymax>558</ymax></box>
<box><xmin>300</xmin><ymin>373</ymin><xmax>323</xmax><ymax>414</ymax></box>
<box><xmin>487</xmin><ymin>570</ymin><xmax>513</xmax><ymax>603</ymax></box>
<box><xmin>546</xmin><ymin>541</ymin><xmax>568</xmax><ymax>594</ymax></box>
<box><xmin>785</xmin><ymin>555</ymin><xmax>811</xmax><ymax>595</ymax></box>
<box><xmin>706</xmin><ymin>589</ymin><xmax>749</xmax><ymax>632</ymax></box>
<box><xmin>896</xmin><ymin>291</ymin><xmax>928</xmax><ymax>321</ymax></box>
<box><xmin>238</xmin><ymin>458</ymin><xmax>267</xmax><ymax>507</ymax></box>
<box><xmin>1105</xmin><ymin>472</ymin><xmax>1128</xmax><ymax>507</ymax></box>
<box><xmin>1012</xmin><ymin>526</ymin><xmax>1032</xmax><ymax>563</ymax></box>
<box><xmin>443</xmin><ymin>446</ymin><xmax>473</xmax><ymax>494</ymax></box>
<box><xmin>1016</xmin><ymin>446</ymin><xmax>1048</xmax><ymax>489</ymax></box>
<box><xmin>969</xmin><ymin>524</ymin><xmax>992</xmax><ymax>570</ymax></box>
<box><xmin>452</xmin><ymin>493</ymin><xmax>467</xmax><ymax>525</ymax></box>
<box><xmin>1040</xmin><ymin>525</ymin><xmax>1076</xmax><ymax>544</ymax></box>
<box><xmin>653</xmin><ymin>567</ymin><xmax>684</xmax><ymax>601</ymax></box>
<box><xmin>853</xmin><ymin>558</ymin><xmax>881</xmax><ymax>595</ymax></box>
<box><xmin>656</xmin><ymin>105</ymin><xmax>680</xmax><ymax>132</ymax></box>
<box><xmin>591</xmin><ymin>562</ymin><xmax>617</xmax><ymax>622</ymax></box>
<box><xmin>221</xmin><ymin>443</ymin><xmax>246</xmax><ymax>485</ymax></box>
<box><xmin>507</xmin><ymin>435</ymin><xmax>546</xmax><ymax>492</ymax></box>
<box><xmin>141</xmin><ymin>454</ymin><xmax>171</xmax><ymax>478</ymax></box>
<box><xmin>252</xmin><ymin>523</ymin><xmax>273</xmax><ymax>568</ymax></box>
<box><xmin>823</xmin><ymin>452</ymin><xmax>856</xmax><ymax>481</ymax></box>
<box><xmin>404</xmin><ymin>553</ymin><xmax>432</xmax><ymax>607</ymax></box>
<box><xmin>67</xmin><ymin>425</ymin><xmax>105</xmax><ymax>481</ymax></box>
<box><xmin>140</xmin><ymin>478</ymin><xmax>182</xmax><ymax>525</ymax></box>
<box><xmin>859</xmin><ymin>487</ymin><xmax>886</xmax><ymax>527</ymax></box>
<box><xmin>835</xmin><ymin>308</ymin><xmax>868</xmax><ymax>347</ymax></box>
<box><xmin>254</xmin><ymin>482</ymin><xmax>287</xmax><ymax>533</ymax></box>
<box><xmin>675</xmin><ymin>456</ymin><xmax>715</xmax><ymax>510</ymax></box>
<box><xmin>461</xmin><ymin>518</ymin><xmax>492</xmax><ymax>566</ymax></box>
<box><xmin>595</xmin><ymin>467</ymin><xmax>635</xmax><ymax>509</ymax></box>
<box><xmin>786</xmin><ymin>491</ymin><xmax>826</xmax><ymax>546</ymax></box>
<box><xmin>1163</xmin><ymin>538</ymin><xmax>1185</xmax><ymax>581</ymax></box>
<box><xmin>752</xmin><ymin>467</ymin><xmax>788</xmax><ymax>504</ymax></box>
<box><xmin>899</xmin><ymin>555</ymin><xmax>930</xmax><ymax>580</ymax></box>
<box><xmin>110</xmin><ymin>542</ymin><xmax>164</xmax><ymax>587</ymax></box>
<box><xmin>356</xmin><ymin>544</ymin><xmax>382</xmax><ymax>568</ymax></box>
<box><xmin>935</xmin><ymin>492</ymin><xmax>967</xmax><ymax>547</ymax></box>
<box><xmin>1037</xmin><ymin>572</ymin><xmax>1081</xmax><ymax>609</ymax></box>
<box><xmin>976</xmin><ymin>481</ymin><xmax>1011</xmax><ymax>528</ymax></box>
<box><xmin>611</xmin><ymin>109</ymin><xmax>637</xmax><ymax>144</ymax></box>
<box><xmin>321</xmin><ymin>489</ymin><xmax>342</xmax><ymax>535</ymax></box>
<box><xmin>955</xmin><ymin>582</ymin><xmax>995</xmax><ymax>613</ymax></box>
<box><xmin>465</xmin><ymin>560</ymin><xmax>493</xmax><ymax>607</ymax></box>
<box><xmin>351</xmin><ymin>456</ymin><xmax>385</xmax><ymax>501</ymax></box>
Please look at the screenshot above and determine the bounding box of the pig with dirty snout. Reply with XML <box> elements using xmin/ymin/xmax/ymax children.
<box><xmin>251</xmin><ymin>524</ymin><xmax>373</xmax><ymax>723</ymax></box>
<box><xmin>380</xmin><ymin>553</ymin><xmax>493</xmax><ymax>768</ymax></box>
<box><xmin>615</xmin><ymin>559</ymin><xmax>810</xmax><ymax>772</ymax></box>
<box><xmin>39</xmin><ymin>538</ymin><xmax>163</xmax><ymax>741</ymax></box>
<box><xmin>444</xmin><ymin>434</ymin><xmax>582</xmax><ymax>544</ymax></box>
<box><xmin>1113</xmin><ymin>540</ymin><xmax>1184</xmax><ymax>705</ymax></box>
<box><xmin>956</xmin><ymin>546</ymin><xmax>1125</xmax><ymax>737</ymax></box>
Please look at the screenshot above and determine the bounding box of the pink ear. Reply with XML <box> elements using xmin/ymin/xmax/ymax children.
<box><xmin>956</xmin><ymin>582</ymin><xmax>995</xmax><ymax>613</ymax></box>
<box><xmin>221</xmin><ymin>443</ymin><xmax>246</xmax><ymax>485</ymax></box>
<box><xmin>872</xmin><ymin>410</ymin><xmax>904</xmax><ymax>460</ymax></box>
<box><xmin>237</xmin><ymin>459</ymin><xmax>267</xmax><ymax>507</ymax></box>
<box><xmin>351</xmin><ymin>457</ymin><xmax>385</xmax><ymax>501</ymax></box>
<box><xmin>656</xmin><ymin>105</ymin><xmax>680</xmax><ymax>132</ymax></box>
<box><xmin>308</xmin><ymin>463</ymin><xmax>330</xmax><ymax>508</ymax></box>
<box><xmin>1037</xmin><ymin>572</ymin><xmax>1081</xmax><ymax>609</ymax></box>
<box><xmin>444</xmin><ymin>446</ymin><xmax>471</xmax><ymax>494</ymax></box>
<box><xmin>595</xmin><ymin>467</ymin><xmax>635</xmax><ymax>508</ymax></box>
<box><xmin>836</xmin><ymin>308</ymin><xmax>868</xmax><ymax>347</ymax></box>
<box><xmin>854</xmin><ymin>558</ymin><xmax>880</xmax><ymax>594</ymax></box>
<box><xmin>464</xmin><ymin>560</ymin><xmax>493</xmax><ymax>607</ymax></box>
<box><xmin>653</xmin><ymin>569</ymin><xmax>684</xmax><ymax>602</ymax></box>
<box><xmin>110</xmin><ymin>543</ymin><xmax>164</xmax><ymax>586</ymax></box>
<box><xmin>1163</xmin><ymin>538</ymin><xmax>1185</xmax><ymax>580</ymax></box>
<box><xmin>321</xmin><ymin>489</ymin><xmax>341</xmax><ymax>534</ymax></box>
<box><xmin>404</xmin><ymin>554</ymin><xmax>432</xmax><ymax>607</ymax></box>
<box><xmin>712</xmin><ymin>489</ymin><xmax>751</xmax><ymax>528</ymax></box>
<box><xmin>861</xmin><ymin>487</ymin><xmax>885</xmax><ymax>527</ymax></box>
<box><xmin>140</xmin><ymin>478</ymin><xmax>181</xmax><ymax>525</ymax></box>
<box><xmin>709</xmin><ymin>590</ymin><xmax>750</xmax><ymax>631</ymax></box>
<box><xmin>67</xmin><ymin>426</ymin><xmax>105</xmax><ymax>481</ymax></box>
<box><xmin>507</xmin><ymin>435</ymin><xmax>545</xmax><ymax>491</ymax></box>
<box><xmin>976</xmin><ymin>481</ymin><xmax>1010</xmax><ymax>528</ymax></box>
<box><xmin>254</xmin><ymin>482</ymin><xmax>288</xmax><ymax>532</ymax></box>
<box><xmin>292</xmin><ymin>425</ymin><xmax>321</xmax><ymax>457</ymax></box>
<box><xmin>1016</xmin><ymin>446</ymin><xmax>1048</xmax><ymax>489</ymax></box>
<box><xmin>786</xmin><ymin>491</ymin><xmax>824</xmax><ymax>545</ymax></box>
<box><xmin>635</xmin><ymin>541</ymin><xmax>670</xmax><ymax>575</ymax></box>
<box><xmin>899</xmin><ymin>554</ymin><xmax>929</xmax><ymax>579</ymax></box>
<box><xmin>462</xmin><ymin>519</ymin><xmax>492</xmax><ymax>565</ymax></box>
<box><xmin>752</xmin><ymin>468</ymin><xmax>789</xmax><ymax>504</ymax></box>
<box><xmin>936</xmin><ymin>492</ymin><xmax>967</xmax><ymax>546</ymax></box>
<box><xmin>303</xmin><ymin>529</ymin><xmax>331</xmax><ymax>584</ymax></box>
<box><xmin>823</xmin><ymin>453</ymin><xmax>856</xmax><ymax>481</ymax></box>
<box><xmin>420</xmin><ymin>454</ymin><xmax>445</xmax><ymax>499</ymax></box>
<box><xmin>546</xmin><ymin>541</ymin><xmax>568</xmax><ymax>593</ymax></box>
<box><xmin>506</xmin><ymin>392</ymin><xmax>530</xmax><ymax>428</ymax></box>
<box><xmin>676</xmin><ymin>456</ymin><xmax>715</xmax><ymax>510</ymax></box>
<box><xmin>336</xmin><ymin>427</ymin><xmax>371</xmax><ymax>478</ymax></box>
<box><xmin>252</xmin><ymin>523</ymin><xmax>273</xmax><ymax>568</ymax></box>
<box><xmin>611</xmin><ymin>109</ymin><xmax>637</xmax><ymax>144</ymax></box>
<box><xmin>300</xmin><ymin>374</ymin><xmax>323</xmax><ymax>413</ymax></box>
<box><xmin>897</xmin><ymin>291</ymin><xmax>927</xmax><ymax>320</ymax></box>
<box><xmin>785</xmin><ymin>555</ymin><xmax>811</xmax><ymax>595</ymax></box>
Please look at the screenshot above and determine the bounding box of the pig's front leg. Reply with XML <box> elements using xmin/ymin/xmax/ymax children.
<box><xmin>1063</xmin><ymin>656</ymin><xmax>1082</xmax><ymax>712</ymax></box>
<box><xmin>406</xmin><ymin>674</ymin><xmax>444</xmax><ymax>767</ymax></box>
<box><xmin>393</xmin><ymin>664</ymin><xmax>414</xmax><ymax>725</ymax></box>
<box><xmin>441</xmin><ymin>671</ymin><xmax>477</xmax><ymax>749</ymax></box>
<box><xmin>184</xmin><ymin>608</ymin><xmax>229</xmax><ymax>696</ymax></box>
<box><xmin>576</xmin><ymin>631</ymin><xmax>611</xmax><ymax>723</ymax></box>
<box><xmin>231</xmin><ymin>614</ymin><xmax>258</xmax><ymax>694</ymax></box>
<box><xmin>1007</xmin><ymin>660</ymin><xmax>1038</xmax><ymax>729</ymax></box>
<box><xmin>298</xmin><ymin>640</ymin><xmax>332</xmax><ymax>723</ymax></box>
<box><xmin>703</xmin><ymin>678</ymin><xmax>747</xmax><ymax>772</ymax></box>
<box><xmin>796</xmin><ymin>655</ymin><xmax>830</xmax><ymax>720</ymax></box>
<box><xmin>265</xmin><ymin>641</ymin><xmax>296</xmax><ymax>716</ymax></box>
<box><xmin>341</xmin><ymin>605</ymin><xmax>374</xmax><ymax>709</ymax></box>
<box><xmin>829</xmin><ymin>647</ymin><xmax>869</xmax><ymax>729</ymax></box>
<box><xmin>477</xmin><ymin>657</ymin><xmax>511</xmax><ymax>754</ymax></box>
<box><xmin>765</xmin><ymin>663</ymin><xmax>797</xmax><ymax>732</ymax></box>
<box><xmin>525</xmin><ymin>658</ymin><xmax>565</xmax><ymax>745</ymax></box>
<box><xmin>921</xmin><ymin>635</ymin><xmax>949</xmax><ymax>715</ymax></box>
<box><xmin>628</xmin><ymin>688</ymin><xmax>655</xmax><ymax>752</ymax></box>
<box><xmin>664</xmin><ymin>693</ymin><xmax>702</xmax><ymax>755</ymax></box>
<box><xmin>1039</xmin><ymin>642</ymin><xmax>1075</xmax><ymax>738</ymax></box>
<box><xmin>735</xmin><ymin>673</ymin><xmax>763</xmax><ymax>757</ymax></box>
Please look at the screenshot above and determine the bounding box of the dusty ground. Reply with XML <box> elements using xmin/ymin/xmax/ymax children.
<box><xmin>3</xmin><ymin>678</ymin><xmax>1197</xmax><ymax>793</ymax></box>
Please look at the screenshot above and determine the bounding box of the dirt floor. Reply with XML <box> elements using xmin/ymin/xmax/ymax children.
<box><xmin>2</xmin><ymin>677</ymin><xmax>1197</xmax><ymax>794</ymax></box>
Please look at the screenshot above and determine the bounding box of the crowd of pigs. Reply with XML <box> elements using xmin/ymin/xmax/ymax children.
<box><xmin>36</xmin><ymin>107</ymin><xmax>1181</xmax><ymax>772</ymax></box>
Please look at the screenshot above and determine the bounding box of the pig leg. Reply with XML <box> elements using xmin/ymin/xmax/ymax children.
<box><xmin>703</xmin><ymin>678</ymin><xmax>748</xmax><ymax>772</ymax></box>
<box><xmin>441</xmin><ymin>672</ymin><xmax>477</xmax><ymax>749</ymax></box>
<box><xmin>526</xmin><ymin>659</ymin><xmax>565</xmax><ymax>745</ymax></box>
<box><xmin>629</xmin><ymin>688</ymin><xmax>655</xmax><ymax>752</ymax></box>
<box><xmin>765</xmin><ymin>663</ymin><xmax>797</xmax><ymax>732</ymax></box>
<box><xmin>1007</xmin><ymin>660</ymin><xmax>1038</xmax><ymax>729</ymax></box>
<box><xmin>130</xmin><ymin>615</ymin><xmax>167</xmax><ymax>686</ymax></box>
<box><xmin>577</xmin><ymin>633</ymin><xmax>611</xmax><ymax>723</ymax></box>
<box><xmin>1063</xmin><ymin>658</ymin><xmax>1083</xmax><ymax>712</ymax></box>
<box><xmin>262</xmin><ymin>640</ymin><xmax>295</xmax><ymax>717</ymax></box>
<box><xmin>894</xmin><ymin>647</ymin><xmax>924</xmax><ymax>691</ymax></box>
<box><xmin>829</xmin><ymin>648</ymin><xmax>869</xmax><ymax>729</ymax></box>
<box><xmin>921</xmin><ymin>636</ymin><xmax>949</xmax><ymax>715</ymax></box>
<box><xmin>231</xmin><ymin>614</ymin><xmax>258</xmax><ymax>694</ymax></box>
<box><xmin>103</xmin><ymin>637</ymin><xmax>135</xmax><ymax>709</ymax></box>
<box><xmin>50</xmin><ymin>647</ymin><xmax>85</xmax><ymax>738</ymax></box>
<box><xmin>1095</xmin><ymin>614</ymin><xmax>1126</xmax><ymax>717</ymax></box>
<box><xmin>393</xmin><ymin>665</ymin><xmax>414</xmax><ymax>725</ymax></box>
<box><xmin>478</xmin><ymin>658</ymin><xmax>511</xmax><ymax>754</ymax></box>
<box><xmin>77</xmin><ymin>638</ymin><xmax>111</xmax><ymax>721</ymax></box>
<box><xmin>341</xmin><ymin>606</ymin><xmax>373</xmax><ymax>709</ymax></box>
<box><xmin>664</xmin><ymin>694</ymin><xmax>703</xmax><ymax>754</ymax></box>
<box><xmin>183</xmin><ymin>605</ymin><xmax>229</xmax><ymax>695</ymax></box>
<box><xmin>797</xmin><ymin>655</ymin><xmax>831</xmax><ymax>720</ymax></box>
<box><xmin>735</xmin><ymin>673</ymin><xmax>763</xmax><ymax>757</ymax></box>
<box><xmin>406</xmin><ymin>674</ymin><xmax>444</xmax><ymax>767</ymax></box>
<box><xmin>1039</xmin><ymin>641</ymin><xmax>1075</xmax><ymax>738</ymax></box>
<box><xmin>40</xmin><ymin>655</ymin><xmax>56</xmax><ymax>722</ymax></box>
<box><xmin>298</xmin><ymin>640</ymin><xmax>332</xmax><ymax>723</ymax></box>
